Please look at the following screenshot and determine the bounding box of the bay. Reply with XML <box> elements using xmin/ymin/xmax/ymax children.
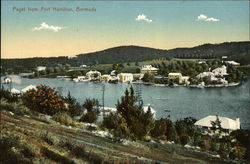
<box><xmin>2</xmin><ymin>77</ymin><xmax>249</xmax><ymax>129</ymax></box>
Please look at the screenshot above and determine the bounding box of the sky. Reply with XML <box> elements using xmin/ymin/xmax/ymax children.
<box><xmin>1</xmin><ymin>0</ymin><xmax>249</xmax><ymax>59</ymax></box>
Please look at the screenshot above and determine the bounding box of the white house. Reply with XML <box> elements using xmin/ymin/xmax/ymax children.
<box><xmin>140</xmin><ymin>65</ymin><xmax>158</xmax><ymax>75</ymax></box>
<box><xmin>21</xmin><ymin>85</ymin><xmax>37</xmax><ymax>93</ymax></box>
<box><xmin>225</xmin><ymin>61</ymin><xmax>240</xmax><ymax>66</ymax></box>
<box><xmin>36</xmin><ymin>66</ymin><xmax>46</xmax><ymax>72</ymax></box>
<box><xmin>86</xmin><ymin>70</ymin><xmax>101</xmax><ymax>80</ymax></box>
<box><xmin>117</xmin><ymin>73</ymin><xmax>133</xmax><ymax>83</ymax></box>
<box><xmin>196</xmin><ymin>72</ymin><xmax>215</xmax><ymax>80</ymax></box>
<box><xmin>3</xmin><ymin>77</ymin><xmax>12</xmax><ymax>84</ymax></box>
<box><xmin>195</xmin><ymin>115</ymin><xmax>240</xmax><ymax>132</ymax></box>
<box><xmin>212</xmin><ymin>65</ymin><xmax>228</xmax><ymax>76</ymax></box>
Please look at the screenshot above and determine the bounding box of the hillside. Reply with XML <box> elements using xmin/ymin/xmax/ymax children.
<box><xmin>1</xmin><ymin>111</ymin><xmax>235</xmax><ymax>164</ymax></box>
<box><xmin>1</xmin><ymin>41</ymin><xmax>249</xmax><ymax>72</ymax></box>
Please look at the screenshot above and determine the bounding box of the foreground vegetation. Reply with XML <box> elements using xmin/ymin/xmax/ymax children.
<box><xmin>1</xmin><ymin>86</ymin><xmax>249</xmax><ymax>163</ymax></box>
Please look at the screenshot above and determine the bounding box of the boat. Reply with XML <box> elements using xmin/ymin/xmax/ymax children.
<box><xmin>164</xmin><ymin>109</ymin><xmax>171</xmax><ymax>112</ymax></box>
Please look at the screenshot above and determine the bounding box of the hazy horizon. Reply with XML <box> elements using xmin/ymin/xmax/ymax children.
<box><xmin>2</xmin><ymin>1</ymin><xmax>249</xmax><ymax>59</ymax></box>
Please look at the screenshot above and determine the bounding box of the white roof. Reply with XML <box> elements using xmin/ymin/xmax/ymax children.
<box><xmin>195</xmin><ymin>115</ymin><xmax>240</xmax><ymax>130</ymax></box>
<box><xmin>86</xmin><ymin>70</ymin><xmax>101</xmax><ymax>74</ymax></box>
<box><xmin>118</xmin><ymin>73</ymin><xmax>133</xmax><ymax>76</ymax></box>
<box><xmin>168</xmin><ymin>73</ymin><xmax>182</xmax><ymax>76</ymax></box>
<box><xmin>11</xmin><ymin>88</ymin><xmax>21</xmax><ymax>94</ymax></box>
<box><xmin>21</xmin><ymin>85</ymin><xmax>37</xmax><ymax>93</ymax></box>
<box><xmin>225</xmin><ymin>61</ymin><xmax>240</xmax><ymax>65</ymax></box>
<box><xmin>141</xmin><ymin>65</ymin><xmax>158</xmax><ymax>71</ymax></box>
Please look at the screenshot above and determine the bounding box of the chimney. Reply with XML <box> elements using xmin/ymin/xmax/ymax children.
<box><xmin>236</xmin><ymin>118</ymin><xmax>240</xmax><ymax>129</ymax></box>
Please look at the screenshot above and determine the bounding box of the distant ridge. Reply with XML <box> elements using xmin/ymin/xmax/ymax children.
<box><xmin>1</xmin><ymin>41</ymin><xmax>249</xmax><ymax>68</ymax></box>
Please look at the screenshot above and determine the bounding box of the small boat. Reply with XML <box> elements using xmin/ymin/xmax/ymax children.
<box><xmin>155</xmin><ymin>98</ymin><xmax>168</xmax><ymax>100</ymax></box>
<box><xmin>164</xmin><ymin>109</ymin><xmax>171</xmax><ymax>112</ymax></box>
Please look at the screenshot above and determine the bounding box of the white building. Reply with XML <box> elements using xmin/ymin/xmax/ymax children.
<box><xmin>36</xmin><ymin>66</ymin><xmax>46</xmax><ymax>72</ymax></box>
<box><xmin>117</xmin><ymin>73</ymin><xmax>133</xmax><ymax>83</ymax></box>
<box><xmin>140</xmin><ymin>65</ymin><xmax>158</xmax><ymax>74</ymax></box>
<box><xmin>196</xmin><ymin>72</ymin><xmax>215</xmax><ymax>80</ymax></box>
<box><xmin>180</xmin><ymin>76</ymin><xmax>190</xmax><ymax>85</ymax></box>
<box><xmin>212</xmin><ymin>65</ymin><xmax>228</xmax><ymax>76</ymax></box>
<box><xmin>195</xmin><ymin>115</ymin><xmax>240</xmax><ymax>132</ymax></box>
<box><xmin>80</xmin><ymin>64</ymin><xmax>88</xmax><ymax>68</ymax></box>
<box><xmin>225</xmin><ymin>61</ymin><xmax>240</xmax><ymax>66</ymax></box>
<box><xmin>21</xmin><ymin>85</ymin><xmax>37</xmax><ymax>93</ymax></box>
<box><xmin>86</xmin><ymin>70</ymin><xmax>101</xmax><ymax>80</ymax></box>
<box><xmin>3</xmin><ymin>77</ymin><xmax>12</xmax><ymax>84</ymax></box>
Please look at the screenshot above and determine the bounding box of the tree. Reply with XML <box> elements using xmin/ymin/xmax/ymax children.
<box><xmin>116</xmin><ymin>87</ymin><xmax>155</xmax><ymax>140</ymax></box>
<box><xmin>64</xmin><ymin>92</ymin><xmax>82</xmax><ymax>117</ymax></box>
<box><xmin>80</xmin><ymin>99</ymin><xmax>100</xmax><ymax>123</ymax></box>
<box><xmin>211</xmin><ymin>115</ymin><xmax>223</xmax><ymax>134</ymax></box>
<box><xmin>142</xmin><ymin>73</ymin><xmax>154</xmax><ymax>83</ymax></box>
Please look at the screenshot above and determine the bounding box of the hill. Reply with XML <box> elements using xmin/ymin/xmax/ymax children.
<box><xmin>1</xmin><ymin>41</ymin><xmax>249</xmax><ymax>73</ymax></box>
<box><xmin>1</xmin><ymin>111</ymin><xmax>235</xmax><ymax>163</ymax></box>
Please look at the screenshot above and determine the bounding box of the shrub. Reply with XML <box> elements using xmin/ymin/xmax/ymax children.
<box><xmin>151</xmin><ymin>119</ymin><xmax>168</xmax><ymax>139</ymax></box>
<box><xmin>22</xmin><ymin>85</ymin><xmax>66</xmax><ymax>115</ymax></box>
<box><xmin>116</xmin><ymin>87</ymin><xmax>155</xmax><ymax>140</ymax></box>
<box><xmin>180</xmin><ymin>135</ymin><xmax>190</xmax><ymax>145</ymax></box>
<box><xmin>0</xmin><ymin>88</ymin><xmax>19</xmax><ymax>103</ymax></box>
<box><xmin>40</xmin><ymin>147</ymin><xmax>75</xmax><ymax>164</ymax></box>
<box><xmin>59</xmin><ymin>139</ymin><xmax>85</xmax><ymax>158</ymax></box>
<box><xmin>52</xmin><ymin>112</ymin><xmax>74</xmax><ymax>126</ymax></box>
<box><xmin>80</xmin><ymin>99</ymin><xmax>100</xmax><ymax>123</ymax></box>
<box><xmin>0</xmin><ymin>132</ymin><xmax>35</xmax><ymax>164</ymax></box>
<box><xmin>40</xmin><ymin>131</ymin><xmax>60</xmax><ymax>146</ymax></box>
<box><xmin>64</xmin><ymin>92</ymin><xmax>82</xmax><ymax>117</ymax></box>
<box><xmin>199</xmin><ymin>136</ymin><xmax>212</xmax><ymax>151</ymax></box>
<box><xmin>0</xmin><ymin>99</ymin><xmax>31</xmax><ymax>115</ymax></box>
<box><xmin>230</xmin><ymin>145</ymin><xmax>246</xmax><ymax>160</ymax></box>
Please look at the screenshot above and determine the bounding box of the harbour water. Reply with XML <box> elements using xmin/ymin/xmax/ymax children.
<box><xmin>2</xmin><ymin>77</ymin><xmax>250</xmax><ymax>129</ymax></box>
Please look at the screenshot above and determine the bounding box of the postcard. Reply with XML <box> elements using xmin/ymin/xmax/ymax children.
<box><xmin>1</xmin><ymin>0</ymin><xmax>249</xmax><ymax>163</ymax></box>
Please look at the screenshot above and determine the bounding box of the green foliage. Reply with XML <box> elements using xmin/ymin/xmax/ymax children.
<box><xmin>0</xmin><ymin>98</ymin><xmax>31</xmax><ymax>116</ymax></box>
<box><xmin>0</xmin><ymin>132</ymin><xmax>36</xmax><ymax>164</ymax></box>
<box><xmin>116</xmin><ymin>87</ymin><xmax>155</xmax><ymax>140</ymax></box>
<box><xmin>142</xmin><ymin>73</ymin><xmax>155</xmax><ymax>83</ymax></box>
<box><xmin>59</xmin><ymin>139</ymin><xmax>86</xmax><ymax>158</ymax></box>
<box><xmin>40</xmin><ymin>147</ymin><xmax>75</xmax><ymax>164</ymax></box>
<box><xmin>22</xmin><ymin>85</ymin><xmax>66</xmax><ymax>115</ymax></box>
<box><xmin>150</xmin><ymin>118</ymin><xmax>168</xmax><ymax>140</ymax></box>
<box><xmin>210</xmin><ymin>115</ymin><xmax>223</xmax><ymax>134</ymax></box>
<box><xmin>80</xmin><ymin>98</ymin><xmax>100</xmax><ymax>123</ymax></box>
<box><xmin>52</xmin><ymin>112</ymin><xmax>75</xmax><ymax>126</ymax></box>
<box><xmin>0</xmin><ymin>88</ymin><xmax>19</xmax><ymax>103</ymax></box>
<box><xmin>40</xmin><ymin>131</ymin><xmax>60</xmax><ymax>146</ymax></box>
<box><xmin>64</xmin><ymin>92</ymin><xmax>82</xmax><ymax>117</ymax></box>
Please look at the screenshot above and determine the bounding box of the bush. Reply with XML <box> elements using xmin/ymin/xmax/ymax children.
<box><xmin>0</xmin><ymin>88</ymin><xmax>19</xmax><ymax>103</ymax></box>
<box><xmin>180</xmin><ymin>135</ymin><xmax>190</xmax><ymax>145</ymax></box>
<box><xmin>80</xmin><ymin>99</ymin><xmax>100</xmax><ymax>123</ymax></box>
<box><xmin>40</xmin><ymin>131</ymin><xmax>60</xmax><ymax>146</ymax></box>
<box><xmin>40</xmin><ymin>147</ymin><xmax>75</xmax><ymax>164</ymax></box>
<box><xmin>0</xmin><ymin>98</ymin><xmax>31</xmax><ymax>115</ymax></box>
<box><xmin>22</xmin><ymin>85</ymin><xmax>66</xmax><ymax>115</ymax></box>
<box><xmin>59</xmin><ymin>139</ymin><xmax>85</xmax><ymax>158</ymax></box>
<box><xmin>64</xmin><ymin>92</ymin><xmax>82</xmax><ymax>117</ymax></box>
<box><xmin>0</xmin><ymin>132</ymin><xmax>35</xmax><ymax>164</ymax></box>
<box><xmin>151</xmin><ymin>119</ymin><xmax>168</xmax><ymax>139</ymax></box>
<box><xmin>52</xmin><ymin>112</ymin><xmax>74</xmax><ymax>126</ymax></box>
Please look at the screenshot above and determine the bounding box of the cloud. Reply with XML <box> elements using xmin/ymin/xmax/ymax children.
<box><xmin>32</xmin><ymin>22</ymin><xmax>63</xmax><ymax>32</ymax></box>
<box><xmin>205</xmin><ymin>17</ymin><xmax>219</xmax><ymax>22</ymax></box>
<box><xmin>135</xmin><ymin>14</ymin><xmax>152</xmax><ymax>23</ymax></box>
<box><xmin>197</xmin><ymin>14</ymin><xmax>219</xmax><ymax>22</ymax></box>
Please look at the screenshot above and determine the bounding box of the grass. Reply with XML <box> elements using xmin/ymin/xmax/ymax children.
<box><xmin>1</xmin><ymin>111</ymin><xmax>238</xmax><ymax>163</ymax></box>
